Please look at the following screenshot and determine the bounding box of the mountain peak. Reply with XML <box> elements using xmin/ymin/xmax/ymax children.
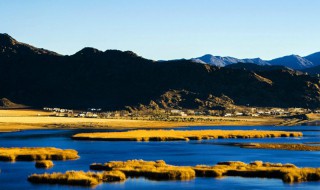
<box><xmin>290</xmin><ymin>54</ymin><xmax>302</xmax><ymax>58</ymax></box>
<box><xmin>123</xmin><ymin>50</ymin><xmax>139</xmax><ymax>57</ymax></box>
<box><xmin>269</xmin><ymin>54</ymin><xmax>314</xmax><ymax>69</ymax></box>
<box><xmin>202</xmin><ymin>54</ymin><xmax>214</xmax><ymax>57</ymax></box>
<box><xmin>74</xmin><ymin>47</ymin><xmax>102</xmax><ymax>56</ymax></box>
<box><xmin>104</xmin><ymin>50</ymin><xmax>140</xmax><ymax>58</ymax></box>
<box><xmin>0</xmin><ymin>33</ymin><xmax>18</xmax><ymax>46</ymax></box>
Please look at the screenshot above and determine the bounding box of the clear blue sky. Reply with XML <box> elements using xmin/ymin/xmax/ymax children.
<box><xmin>1</xmin><ymin>0</ymin><xmax>319</xmax><ymax>60</ymax></box>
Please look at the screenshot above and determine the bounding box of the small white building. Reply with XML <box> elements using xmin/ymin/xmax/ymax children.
<box><xmin>180</xmin><ymin>112</ymin><xmax>187</xmax><ymax>117</ymax></box>
<box><xmin>171</xmin><ymin>109</ymin><xmax>181</xmax><ymax>114</ymax></box>
<box><xmin>235</xmin><ymin>112</ymin><xmax>243</xmax><ymax>116</ymax></box>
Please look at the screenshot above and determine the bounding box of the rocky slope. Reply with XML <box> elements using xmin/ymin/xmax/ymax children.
<box><xmin>1</xmin><ymin>34</ymin><xmax>320</xmax><ymax>109</ymax></box>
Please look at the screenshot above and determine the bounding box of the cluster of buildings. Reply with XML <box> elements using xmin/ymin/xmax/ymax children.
<box><xmin>43</xmin><ymin>106</ymin><xmax>312</xmax><ymax>119</ymax></box>
<box><xmin>168</xmin><ymin>107</ymin><xmax>311</xmax><ymax>117</ymax></box>
<box><xmin>170</xmin><ymin>109</ymin><xmax>188</xmax><ymax>117</ymax></box>
<box><xmin>43</xmin><ymin>107</ymin><xmax>101</xmax><ymax>118</ymax></box>
<box><xmin>76</xmin><ymin>112</ymin><xmax>98</xmax><ymax>118</ymax></box>
<box><xmin>43</xmin><ymin>107</ymin><xmax>73</xmax><ymax>117</ymax></box>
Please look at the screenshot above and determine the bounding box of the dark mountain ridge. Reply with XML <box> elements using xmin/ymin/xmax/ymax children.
<box><xmin>225</xmin><ymin>63</ymin><xmax>290</xmax><ymax>72</ymax></box>
<box><xmin>1</xmin><ymin>34</ymin><xmax>320</xmax><ymax>109</ymax></box>
<box><xmin>303</xmin><ymin>65</ymin><xmax>320</xmax><ymax>76</ymax></box>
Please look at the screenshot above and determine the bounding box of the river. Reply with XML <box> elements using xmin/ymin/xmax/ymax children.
<box><xmin>0</xmin><ymin>126</ymin><xmax>319</xmax><ymax>189</ymax></box>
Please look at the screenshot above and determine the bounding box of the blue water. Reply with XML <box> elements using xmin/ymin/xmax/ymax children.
<box><xmin>0</xmin><ymin>126</ymin><xmax>319</xmax><ymax>189</ymax></box>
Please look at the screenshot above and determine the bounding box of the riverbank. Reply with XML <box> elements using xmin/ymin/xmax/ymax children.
<box><xmin>0</xmin><ymin>109</ymin><xmax>286</xmax><ymax>132</ymax></box>
<box><xmin>0</xmin><ymin>109</ymin><xmax>319</xmax><ymax>132</ymax></box>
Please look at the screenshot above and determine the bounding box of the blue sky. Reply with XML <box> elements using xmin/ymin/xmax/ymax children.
<box><xmin>1</xmin><ymin>0</ymin><xmax>319</xmax><ymax>60</ymax></box>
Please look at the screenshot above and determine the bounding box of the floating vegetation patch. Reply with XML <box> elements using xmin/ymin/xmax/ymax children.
<box><xmin>91</xmin><ymin>160</ymin><xmax>320</xmax><ymax>183</ymax></box>
<box><xmin>72</xmin><ymin>129</ymin><xmax>302</xmax><ymax>141</ymax></box>
<box><xmin>232</xmin><ymin>143</ymin><xmax>320</xmax><ymax>151</ymax></box>
<box><xmin>28</xmin><ymin>170</ymin><xmax>126</xmax><ymax>186</ymax></box>
<box><xmin>0</xmin><ymin>147</ymin><xmax>79</xmax><ymax>161</ymax></box>
<box><xmin>90</xmin><ymin>160</ymin><xmax>195</xmax><ymax>181</ymax></box>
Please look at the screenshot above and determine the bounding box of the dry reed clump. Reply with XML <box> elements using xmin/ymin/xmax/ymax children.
<box><xmin>193</xmin><ymin>161</ymin><xmax>320</xmax><ymax>183</ymax></box>
<box><xmin>90</xmin><ymin>159</ymin><xmax>196</xmax><ymax>181</ymax></box>
<box><xmin>35</xmin><ymin>160</ymin><xmax>54</xmax><ymax>169</ymax></box>
<box><xmin>28</xmin><ymin>170</ymin><xmax>126</xmax><ymax>186</ymax></box>
<box><xmin>238</xmin><ymin>143</ymin><xmax>320</xmax><ymax>151</ymax></box>
<box><xmin>0</xmin><ymin>147</ymin><xmax>79</xmax><ymax>161</ymax></box>
<box><xmin>89</xmin><ymin>159</ymin><xmax>320</xmax><ymax>183</ymax></box>
<box><xmin>72</xmin><ymin>129</ymin><xmax>302</xmax><ymax>141</ymax></box>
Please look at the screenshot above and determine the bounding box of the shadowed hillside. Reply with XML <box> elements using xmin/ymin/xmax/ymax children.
<box><xmin>0</xmin><ymin>34</ymin><xmax>320</xmax><ymax>109</ymax></box>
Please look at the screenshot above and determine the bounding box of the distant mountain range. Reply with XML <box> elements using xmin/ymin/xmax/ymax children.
<box><xmin>1</xmin><ymin>33</ymin><xmax>320</xmax><ymax>109</ymax></box>
<box><xmin>192</xmin><ymin>55</ymin><xmax>270</xmax><ymax>67</ymax></box>
<box><xmin>191</xmin><ymin>53</ymin><xmax>320</xmax><ymax>70</ymax></box>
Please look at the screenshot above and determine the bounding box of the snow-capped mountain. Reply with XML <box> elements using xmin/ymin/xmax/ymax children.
<box><xmin>191</xmin><ymin>54</ymin><xmax>270</xmax><ymax>67</ymax></box>
<box><xmin>190</xmin><ymin>52</ymin><xmax>320</xmax><ymax>70</ymax></box>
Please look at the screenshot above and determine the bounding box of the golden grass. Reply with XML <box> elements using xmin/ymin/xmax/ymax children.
<box><xmin>35</xmin><ymin>160</ymin><xmax>54</xmax><ymax>169</ymax></box>
<box><xmin>28</xmin><ymin>170</ymin><xmax>126</xmax><ymax>186</ymax></box>
<box><xmin>0</xmin><ymin>147</ymin><xmax>79</xmax><ymax>161</ymax></box>
<box><xmin>72</xmin><ymin>129</ymin><xmax>302</xmax><ymax>141</ymax></box>
<box><xmin>0</xmin><ymin>123</ymin><xmax>46</xmax><ymax>132</ymax></box>
<box><xmin>0</xmin><ymin>109</ymin><xmax>284</xmax><ymax>132</ymax></box>
<box><xmin>0</xmin><ymin>109</ymin><xmax>54</xmax><ymax>117</ymax></box>
<box><xmin>90</xmin><ymin>160</ymin><xmax>320</xmax><ymax>183</ymax></box>
<box><xmin>102</xmin><ymin>171</ymin><xmax>127</xmax><ymax>182</ymax></box>
<box><xmin>237</xmin><ymin>143</ymin><xmax>320</xmax><ymax>151</ymax></box>
<box><xmin>90</xmin><ymin>160</ymin><xmax>195</xmax><ymax>181</ymax></box>
<box><xmin>305</xmin><ymin>113</ymin><xmax>320</xmax><ymax>120</ymax></box>
<box><xmin>194</xmin><ymin>161</ymin><xmax>320</xmax><ymax>183</ymax></box>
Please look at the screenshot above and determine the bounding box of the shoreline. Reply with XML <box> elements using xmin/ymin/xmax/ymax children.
<box><xmin>0</xmin><ymin>109</ymin><xmax>318</xmax><ymax>133</ymax></box>
<box><xmin>0</xmin><ymin>117</ymin><xmax>283</xmax><ymax>133</ymax></box>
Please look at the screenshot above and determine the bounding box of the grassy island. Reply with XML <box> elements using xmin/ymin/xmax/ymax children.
<box><xmin>194</xmin><ymin>161</ymin><xmax>320</xmax><ymax>183</ymax></box>
<box><xmin>0</xmin><ymin>147</ymin><xmax>79</xmax><ymax>161</ymax></box>
<box><xmin>235</xmin><ymin>143</ymin><xmax>320</xmax><ymax>151</ymax></box>
<box><xmin>28</xmin><ymin>170</ymin><xmax>126</xmax><ymax>186</ymax></box>
<box><xmin>72</xmin><ymin>129</ymin><xmax>302</xmax><ymax>141</ymax></box>
<box><xmin>91</xmin><ymin>160</ymin><xmax>320</xmax><ymax>183</ymax></box>
<box><xmin>90</xmin><ymin>160</ymin><xmax>195</xmax><ymax>180</ymax></box>
<box><xmin>27</xmin><ymin>160</ymin><xmax>320</xmax><ymax>186</ymax></box>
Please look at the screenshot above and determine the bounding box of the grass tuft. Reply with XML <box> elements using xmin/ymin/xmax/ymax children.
<box><xmin>35</xmin><ymin>160</ymin><xmax>54</xmax><ymax>169</ymax></box>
